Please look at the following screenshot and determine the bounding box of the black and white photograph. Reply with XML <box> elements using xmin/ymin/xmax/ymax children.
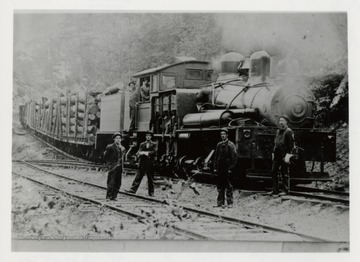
<box><xmin>3</xmin><ymin>0</ymin><xmax>359</xmax><ymax>258</ymax></box>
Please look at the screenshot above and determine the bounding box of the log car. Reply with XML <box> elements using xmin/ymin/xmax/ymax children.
<box><xmin>19</xmin><ymin>90</ymin><xmax>99</xmax><ymax>160</ymax></box>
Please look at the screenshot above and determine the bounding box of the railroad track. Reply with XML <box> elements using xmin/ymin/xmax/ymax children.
<box><xmin>12</xmin><ymin>162</ymin><xmax>205</xmax><ymax>240</ymax></box>
<box><xmin>12</xmin><ymin>159</ymin><xmax>349</xmax><ymax>206</ymax></box>
<box><xmin>12</xmin><ymin>159</ymin><xmax>140</xmax><ymax>178</ymax></box>
<box><xmin>12</xmin><ymin>176</ymin><xmax>191</xmax><ymax>240</ymax></box>
<box><xmin>288</xmin><ymin>190</ymin><xmax>349</xmax><ymax>205</ymax></box>
<box><xmin>293</xmin><ymin>185</ymin><xmax>349</xmax><ymax>196</ymax></box>
<box><xmin>12</xmin><ymin>159</ymin><xmax>105</xmax><ymax>169</ymax></box>
<box><xmin>12</xmin><ymin>160</ymin><xmax>331</xmax><ymax>242</ymax></box>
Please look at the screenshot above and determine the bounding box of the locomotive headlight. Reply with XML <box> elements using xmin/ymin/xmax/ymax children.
<box><xmin>178</xmin><ymin>133</ymin><xmax>191</xmax><ymax>140</ymax></box>
<box><xmin>283</xmin><ymin>95</ymin><xmax>308</xmax><ymax>122</ymax></box>
<box><xmin>328</xmin><ymin>135</ymin><xmax>335</xmax><ymax>141</ymax></box>
<box><xmin>243</xmin><ymin>129</ymin><xmax>251</xmax><ymax>138</ymax></box>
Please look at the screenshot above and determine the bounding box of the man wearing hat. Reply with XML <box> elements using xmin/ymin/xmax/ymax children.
<box><xmin>103</xmin><ymin>132</ymin><xmax>125</xmax><ymax>200</ymax></box>
<box><xmin>271</xmin><ymin>115</ymin><xmax>295</xmax><ymax>195</ymax></box>
<box><xmin>126</xmin><ymin>130</ymin><xmax>157</xmax><ymax>196</ymax></box>
<box><xmin>213</xmin><ymin>127</ymin><xmax>237</xmax><ymax>208</ymax></box>
<box><xmin>128</xmin><ymin>81</ymin><xmax>139</xmax><ymax>131</ymax></box>
<box><xmin>140</xmin><ymin>79</ymin><xmax>150</xmax><ymax>102</ymax></box>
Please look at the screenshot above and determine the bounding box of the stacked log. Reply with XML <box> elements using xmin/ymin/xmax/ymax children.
<box><xmin>37</xmin><ymin>89</ymin><xmax>100</xmax><ymax>140</ymax></box>
<box><xmin>87</xmin><ymin>100</ymin><xmax>101</xmax><ymax>128</ymax></box>
<box><xmin>103</xmin><ymin>82</ymin><xmax>123</xmax><ymax>95</ymax></box>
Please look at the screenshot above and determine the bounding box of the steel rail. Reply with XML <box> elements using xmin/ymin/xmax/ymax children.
<box><xmin>16</xmin><ymin>160</ymin><xmax>331</xmax><ymax>242</ymax></box>
<box><xmin>12</xmin><ymin>160</ymin><xmax>139</xmax><ymax>176</ymax></box>
<box><xmin>13</xmin><ymin>159</ymin><xmax>105</xmax><ymax>169</ymax></box>
<box><xmin>288</xmin><ymin>191</ymin><xmax>349</xmax><ymax>205</ymax></box>
<box><xmin>293</xmin><ymin>185</ymin><xmax>349</xmax><ymax>196</ymax></box>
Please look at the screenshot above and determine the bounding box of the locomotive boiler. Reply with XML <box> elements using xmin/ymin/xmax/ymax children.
<box><xmin>183</xmin><ymin>51</ymin><xmax>315</xmax><ymax>129</ymax></box>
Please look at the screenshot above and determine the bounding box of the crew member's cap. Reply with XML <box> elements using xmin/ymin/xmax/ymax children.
<box><xmin>128</xmin><ymin>81</ymin><xmax>136</xmax><ymax>86</ymax></box>
<box><xmin>112</xmin><ymin>132</ymin><xmax>122</xmax><ymax>140</ymax></box>
<box><xmin>279</xmin><ymin>115</ymin><xmax>289</xmax><ymax>123</ymax></box>
<box><xmin>145</xmin><ymin>130</ymin><xmax>154</xmax><ymax>136</ymax></box>
<box><xmin>220</xmin><ymin>127</ymin><xmax>229</xmax><ymax>134</ymax></box>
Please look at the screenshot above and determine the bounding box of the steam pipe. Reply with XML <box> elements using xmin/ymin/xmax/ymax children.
<box><xmin>226</xmin><ymin>86</ymin><xmax>249</xmax><ymax>110</ymax></box>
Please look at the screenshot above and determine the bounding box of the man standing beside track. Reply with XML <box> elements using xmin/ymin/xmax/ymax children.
<box><xmin>213</xmin><ymin>128</ymin><xmax>237</xmax><ymax>208</ymax></box>
<box><xmin>104</xmin><ymin>132</ymin><xmax>125</xmax><ymax>200</ymax></box>
<box><xmin>126</xmin><ymin>130</ymin><xmax>157</xmax><ymax>197</ymax></box>
<box><xmin>270</xmin><ymin>115</ymin><xmax>295</xmax><ymax>195</ymax></box>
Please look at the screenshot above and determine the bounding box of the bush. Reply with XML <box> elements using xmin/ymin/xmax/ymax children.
<box><xmin>308</xmin><ymin>73</ymin><xmax>348</xmax><ymax>127</ymax></box>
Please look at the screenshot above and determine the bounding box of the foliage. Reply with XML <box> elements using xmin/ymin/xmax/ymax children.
<box><xmin>13</xmin><ymin>13</ymin><xmax>222</xmax><ymax>110</ymax></box>
<box><xmin>308</xmin><ymin>73</ymin><xmax>348</xmax><ymax>127</ymax></box>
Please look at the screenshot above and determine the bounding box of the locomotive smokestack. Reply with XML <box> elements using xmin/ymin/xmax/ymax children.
<box><xmin>247</xmin><ymin>51</ymin><xmax>270</xmax><ymax>85</ymax></box>
<box><xmin>218</xmin><ymin>52</ymin><xmax>245</xmax><ymax>81</ymax></box>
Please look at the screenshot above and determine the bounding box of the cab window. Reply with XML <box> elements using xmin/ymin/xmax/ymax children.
<box><xmin>162</xmin><ymin>75</ymin><xmax>176</xmax><ymax>90</ymax></box>
<box><xmin>185</xmin><ymin>69</ymin><xmax>203</xmax><ymax>80</ymax></box>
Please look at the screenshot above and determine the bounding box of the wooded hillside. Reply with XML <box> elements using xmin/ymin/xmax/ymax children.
<box><xmin>13</xmin><ymin>13</ymin><xmax>222</xmax><ymax>108</ymax></box>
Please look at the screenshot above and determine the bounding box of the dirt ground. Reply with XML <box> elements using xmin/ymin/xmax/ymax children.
<box><xmin>38</xmin><ymin>167</ymin><xmax>349</xmax><ymax>242</ymax></box>
<box><xmin>12</xmin><ymin>175</ymin><xmax>185</xmax><ymax>240</ymax></box>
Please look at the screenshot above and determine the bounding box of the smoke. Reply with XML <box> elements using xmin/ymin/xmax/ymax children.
<box><xmin>216</xmin><ymin>13</ymin><xmax>347</xmax><ymax>76</ymax></box>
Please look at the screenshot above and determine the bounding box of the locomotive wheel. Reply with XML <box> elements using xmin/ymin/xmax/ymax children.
<box><xmin>178</xmin><ymin>155</ymin><xmax>189</xmax><ymax>170</ymax></box>
<box><xmin>193</xmin><ymin>157</ymin><xmax>204</xmax><ymax>170</ymax></box>
<box><xmin>160</xmin><ymin>154</ymin><xmax>167</xmax><ymax>162</ymax></box>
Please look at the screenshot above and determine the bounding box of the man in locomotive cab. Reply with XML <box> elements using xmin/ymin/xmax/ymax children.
<box><xmin>126</xmin><ymin>130</ymin><xmax>157</xmax><ymax>197</ymax></box>
<box><xmin>213</xmin><ymin>128</ymin><xmax>237</xmax><ymax>208</ymax></box>
<box><xmin>128</xmin><ymin>81</ymin><xmax>139</xmax><ymax>131</ymax></box>
<box><xmin>104</xmin><ymin>132</ymin><xmax>125</xmax><ymax>200</ymax></box>
<box><xmin>270</xmin><ymin>115</ymin><xmax>295</xmax><ymax>196</ymax></box>
<box><xmin>140</xmin><ymin>78</ymin><xmax>150</xmax><ymax>102</ymax></box>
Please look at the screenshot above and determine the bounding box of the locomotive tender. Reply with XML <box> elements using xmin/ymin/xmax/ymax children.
<box><xmin>19</xmin><ymin>51</ymin><xmax>336</xmax><ymax>186</ymax></box>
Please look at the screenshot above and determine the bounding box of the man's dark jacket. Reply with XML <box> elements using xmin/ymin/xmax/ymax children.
<box><xmin>137</xmin><ymin>141</ymin><xmax>157</xmax><ymax>167</ymax></box>
<box><xmin>104</xmin><ymin>143</ymin><xmax>124</xmax><ymax>168</ymax></box>
<box><xmin>213</xmin><ymin>140</ymin><xmax>237</xmax><ymax>172</ymax></box>
<box><xmin>273</xmin><ymin>127</ymin><xmax>295</xmax><ymax>159</ymax></box>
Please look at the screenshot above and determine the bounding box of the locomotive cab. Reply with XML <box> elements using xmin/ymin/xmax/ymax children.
<box><xmin>127</xmin><ymin>58</ymin><xmax>216</xmax><ymax>164</ymax></box>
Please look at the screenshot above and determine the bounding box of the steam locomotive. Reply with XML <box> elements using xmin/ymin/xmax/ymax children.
<box><xmin>19</xmin><ymin>51</ymin><xmax>336</xmax><ymax>186</ymax></box>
